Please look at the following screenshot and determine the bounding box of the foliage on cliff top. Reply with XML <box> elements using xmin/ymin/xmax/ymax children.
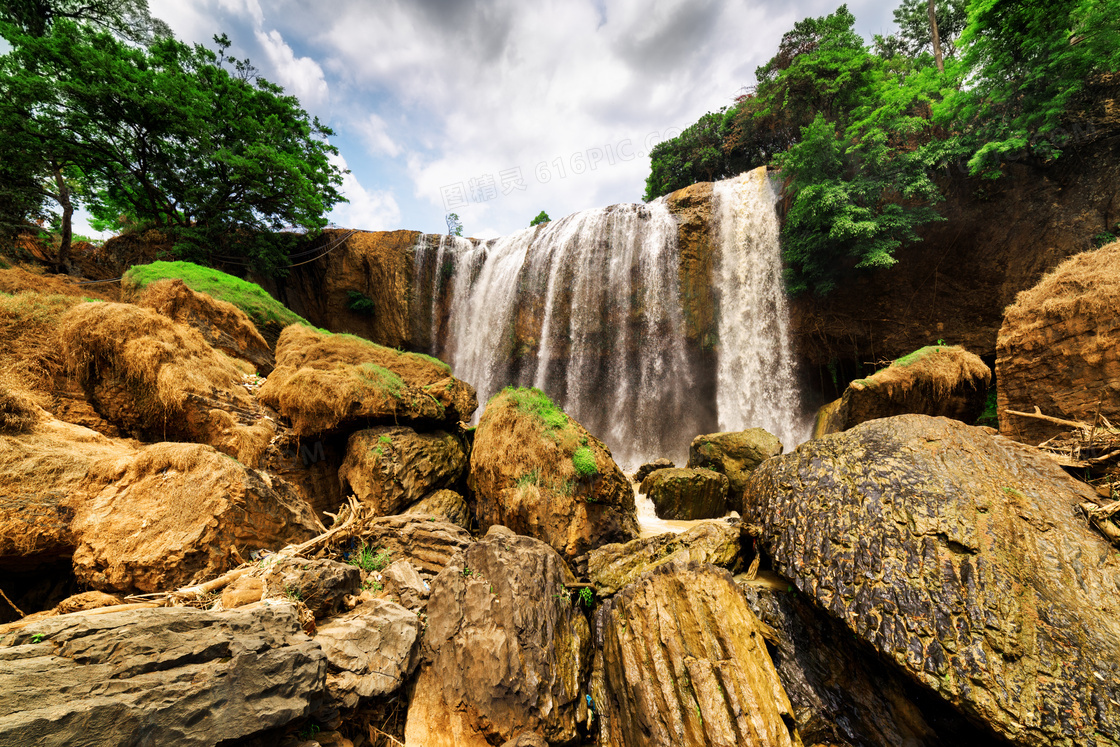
<box><xmin>645</xmin><ymin>0</ymin><xmax>1120</xmax><ymax>295</ymax></box>
<box><xmin>123</xmin><ymin>261</ymin><xmax>307</xmax><ymax>333</ymax></box>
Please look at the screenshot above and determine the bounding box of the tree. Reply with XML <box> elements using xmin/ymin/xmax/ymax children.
<box><xmin>530</xmin><ymin>210</ymin><xmax>550</xmax><ymax>226</ymax></box>
<box><xmin>0</xmin><ymin>0</ymin><xmax>167</xmax><ymax>41</ymax></box>
<box><xmin>446</xmin><ymin>212</ymin><xmax>462</xmax><ymax>237</ymax></box>
<box><xmin>945</xmin><ymin>0</ymin><xmax>1120</xmax><ymax>176</ymax></box>
<box><xmin>874</xmin><ymin>0</ymin><xmax>968</xmax><ymax>61</ymax></box>
<box><xmin>0</xmin><ymin>20</ymin><xmax>346</xmax><ymax>275</ymax></box>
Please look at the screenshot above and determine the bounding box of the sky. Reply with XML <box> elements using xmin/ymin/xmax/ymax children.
<box><xmin>99</xmin><ymin>0</ymin><xmax>904</xmax><ymax>240</ymax></box>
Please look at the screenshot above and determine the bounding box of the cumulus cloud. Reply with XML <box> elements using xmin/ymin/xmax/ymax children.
<box><xmin>327</xmin><ymin>154</ymin><xmax>402</xmax><ymax>231</ymax></box>
<box><xmin>254</xmin><ymin>28</ymin><xmax>330</xmax><ymax>111</ymax></box>
<box><xmin>357</xmin><ymin>114</ymin><xmax>401</xmax><ymax>158</ymax></box>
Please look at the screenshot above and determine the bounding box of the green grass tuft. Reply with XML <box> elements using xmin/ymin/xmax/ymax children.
<box><xmin>572</xmin><ymin>446</ymin><xmax>597</xmax><ymax>477</ymax></box>
<box><xmin>499</xmin><ymin>386</ymin><xmax>569</xmax><ymax>431</ymax></box>
<box><xmin>349</xmin><ymin>544</ymin><xmax>392</xmax><ymax>573</ymax></box>
<box><xmin>356</xmin><ymin>363</ymin><xmax>404</xmax><ymax>397</ymax></box>
<box><xmin>893</xmin><ymin>345</ymin><xmax>948</xmax><ymax>367</ymax></box>
<box><xmin>123</xmin><ymin>260</ymin><xmax>308</xmax><ymax>330</ymax></box>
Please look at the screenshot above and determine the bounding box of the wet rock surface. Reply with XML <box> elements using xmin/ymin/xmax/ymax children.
<box><xmin>745</xmin><ymin>414</ymin><xmax>1120</xmax><ymax>747</ymax></box>
<box><xmin>591</xmin><ymin>561</ymin><xmax>802</xmax><ymax>747</ymax></box>
<box><xmin>633</xmin><ymin>458</ymin><xmax>674</xmax><ymax>483</ymax></box>
<box><xmin>0</xmin><ymin>602</ymin><xmax>327</xmax><ymax>747</ymax></box>
<box><xmin>687</xmin><ymin>428</ymin><xmax>782</xmax><ymax>512</ymax></box>
<box><xmin>404</xmin><ymin>527</ymin><xmax>591</xmax><ymax>747</ymax></box>
<box><xmin>639</xmin><ymin>466</ymin><xmax>728</xmax><ymax>520</ymax></box>
<box><xmin>741</xmin><ymin>581</ymin><xmax>1004</xmax><ymax>747</ymax></box>
<box><xmin>338</xmin><ymin>426</ymin><xmax>466</xmax><ymax>516</ymax></box>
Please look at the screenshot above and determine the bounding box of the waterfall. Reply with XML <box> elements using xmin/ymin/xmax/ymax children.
<box><xmin>411</xmin><ymin>166</ymin><xmax>804</xmax><ymax>467</ymax></box>
<box><xmin>712</xmin><ymin>168</ymin><xmax>804</xmax><ymax>450</ymax></box>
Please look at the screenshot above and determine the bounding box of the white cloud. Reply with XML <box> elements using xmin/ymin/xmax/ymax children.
<box><xmin>327</xmin><ymin>155</ymin><xmax>402</xmax><ymax>231</ymax></box>
<box><xmin>357</xmin><ymin>113</ymin><xmax>401</xmax><ymax>158</ymax></box>
<box><xmin>255</xmin><ymin>29</ymin><xmax>330</xmax><ymax>111</ymax></box>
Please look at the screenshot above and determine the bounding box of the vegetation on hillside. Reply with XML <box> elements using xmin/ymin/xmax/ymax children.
<box><xmin>0</xmin><ymin>0</ymin><xmax>345</xmax><ymax>275</ymax></box>
<box><xmin>122</xmin><ymin>261</ymin><xmax>309</xmax><ymax>331</ymax></box>
<box><xmin>645</xmin><ymin>0</ymin><xmax>1120</xmax><ymax>296</ymax></box>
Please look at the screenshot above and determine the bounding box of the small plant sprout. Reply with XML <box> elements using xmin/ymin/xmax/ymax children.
<box><xmin>578</xmin><ymin>587</ymin><xmax>594</xmax><ymax>607</ymax></box>
<box><xmin>30</xmin><ymin>633</ymin><xmax>45</xmax><ymax>643</ymax></box>
<box><xmin>554</xmin><ymin>586</ymin><xmax>572</xmax><ymax>603</ymax></box>
<box><xmin>349</xmin><ymin>544</ymin><xmax>391</xmax><ymax>573</ymax></box>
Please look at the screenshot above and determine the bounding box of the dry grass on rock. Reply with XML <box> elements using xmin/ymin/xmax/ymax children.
<box><xmin>258</xmin><ymin>324</ymin><xmax>475</xmax><ymax>436</ymax></box>
<box><xmin>1004</xmin><ymin>240</ymin><xmax>1120</xmax><ymax>331</ymax></box>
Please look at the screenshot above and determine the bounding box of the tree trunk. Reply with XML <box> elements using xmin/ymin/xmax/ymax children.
<box><xmin>928</xmin><ymin>0</ymin><xmax>944</xmax><ymax>72</ymax></box>
<box><xmin>51</xmin><ymin>161</ymin><xmax>73</xmax><ymax>273</ymax></box>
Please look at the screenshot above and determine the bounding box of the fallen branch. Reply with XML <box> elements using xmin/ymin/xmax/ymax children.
<box><xmin>1008</xmin><ymin>407</ymin><xmax>1093</xmax><ymax>431</ymax></box>
<box><xmin>0</xmin><ymin>587</ymin><xmax>24</xmax><ymax>618</ymax></box>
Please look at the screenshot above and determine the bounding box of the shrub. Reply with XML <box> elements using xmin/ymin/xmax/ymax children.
<box><xmin>572</xmin><ymin>446</ymin><xmax>597</xmax><ymax>477</ymax></box>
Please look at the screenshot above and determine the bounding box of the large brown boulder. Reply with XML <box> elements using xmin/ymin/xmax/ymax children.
<box><xmin>998</xmin><ymin>241</ymin><xmax>1120</xmax><ymax>443</ymax></box>
<box><xmin>0</xmin><ymin>415</ymin><xmax>133</xmax><ymax>571</ymax></box>
<box><xmin>71</xmin><ymin>442</ymin><xmax>323</xmax><ymax>593</ymax></box>
<box><xmin>687</xmin><ymin>428</ymin><xmax>782</xmax><ymax>512</ymax></box>
<box><xmin>405</xmin><ymin>488</ymin><xmax>471</xmax><ymax>530</ymax></box>
<box><xmin>257</xmin><ymin>324</ymin><xmax>476</xmax><ymax>436</ymax></box>
<box><xmin>338</xmin><ymin>426</ymin><xmax>466</xmax><ymax>516</ymax></box>
<box><xmin>590</xmin><ymin>561</ymin><xmax>802</xmax><ymax>747</ymax></box>
<box><xmin>404</xmin><ymin>527</ymin><xmax>591</xmax><ymax>746</ymax></box>
<box><xmin>816</xmin><ymin>345</ymin><xmax>991</xmax><ymax>437</ymax></box>
<box><xmin>587</xmin><ymin>519</ymin><xmax>741</xmax><ymax>597</ymax></box>
<box><xmin>469</xmin><ymin>387</ymin><xmax>638</xmax><ymax>562</ymax></box>
<box><xmin>57</xmin><ymin>301</ymin><xmax>276</xmax><ymax>465</ymax></box>
<box><xmin>124</xmin><ymin>277</ymin><xmax>275</xmax><ymax>375</ymax></box>
<box><xmin>639</xmin><ymin>467</ymin><xmax>728</xmax><ymax>520</ymax></box>
<box><xmin>746</xmin><ymin>414</ymin><xmax>1120</xmax><ymax>746</ymax></box>
<box><xmin>0</xmin><ymin>602</ymin><xmax>326</xmax><ymax>746</ymax></box>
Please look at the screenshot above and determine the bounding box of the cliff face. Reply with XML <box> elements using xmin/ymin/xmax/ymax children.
<box><xmin>790</xmin><ymin>136</ymin><xmax>1120</xmax><ymax>395</ymax></box>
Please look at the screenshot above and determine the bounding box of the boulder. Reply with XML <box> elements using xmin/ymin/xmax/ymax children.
<box><xmin>315</xmin><ymin>598</ymin><xmax>422</xmax><ymax>707</ymax></box>
<box><xmin>71</xmin><ymin>442</ymin><xmax>323</xmax><ymax>594</ymax></box>
<box><xmin>818</xmin><ymin>345</ymin><xmax>991</xmax><ymax>437</ymax></box>
<box><xmin>260</xmin><ymin>557</ymin><xmax>360</xmax><ymax>619</ymax></box>
<box><xmin>56</xmin><ymin>301</ymin><xmax>276</xmax><ymax>465</ymax></box>
<box><xmin>741</xmin><ymin>581</ymin><xmax>999</xmax><ymax>747</ymax></box>
<box><xmin>998</xmin><ymin>241</ymin><xmax>1120</xmax><ymax>443</ymax></box>
<box><xmin>0</xmin><ymin>602</ymin><xmax>327</xmax><ymax>747</ymax></box>
<box><xmin>639</xmin><ymin>467</ymin><xmax>728</xmax><ymax>520</ymax></box>
<box><xmin>587</xmin><ymin>519</ymin><xmax>741</xmax><ymax>597</ymax></box>
<box><xmin>53</xmin><ymin>590</ymin><xmax>126</xmax><ymax>615</ymax></box>
<box><xmin>257</xmin><ymin>324</ymin><xmax>476</xmax><ymax>437</ymax></box>
<box><xmin>125</xmin><ymin>277</ymin><xmax>275</xmax><ymax>375</ymax></box>
<box><xmin>338</xmin><ymin>427</ymin><xmax>466</xmax><ymax>516</ymax></box>
<box><xmin>221</xmin><ymin>575</ymin><xmax>264</xmax><ymax>609</ymax></box>
<box><xmin>745</xmin><ymin>414</ymin><xmax>1120</xmax><ymax>746</ymax></box>
<box><xmin>405</xmin><ymin>488</ymin><xmax>471</xmax><ymax>530</ymax></box>
<box><xmin>687</xmin><ymin>428</ymin><xmax>782</xmax><ymax>512</ymax></box>
<box><xmin>633</xmin><ymin>457</ymin><xmax>674</xmax><ymax>483</ymax></box>
<box><xmin>590</xmin><ymin>561</ymin><xmax>802</xmax><ymax>747</ymax></box>
<box><xmin>353</xmin><ymin>515</ymin><xmax>473</xmax><ymax>577</ymax></box>
<box><xmin>404</xmin><ymin>527</ymin><xmax>591</xmax><ymax>746</ymax></box>
<box><xmin>380</xmin><ymin>559</ymin><xmax>429</xmax><ymax>612</ymax></box>
<box><xmin>0</xmin><ymin>416</ymin><xmax>133</xmax><ymax>571</ymax></box>
<box><xmin>469</xmin><ymin>387</ymin><xmax>638</xmax><ymax>561</ymax></box>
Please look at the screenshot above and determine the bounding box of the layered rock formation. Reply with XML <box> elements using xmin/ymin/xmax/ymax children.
<box><xmin>591</xmin><ymin>561</ymin><xmax>803</xmax><ymax>747</ymax></box>
<box><xmin>404</xmin><ymin>527</ymin><xmax>591</xmax><ymax>746</ymax></box>
<box><xmin>997</xmin><ymin>240</ymin><xmax>1120</xmax><ymax>444</ymax></box>
<box><xmin>686</xmin><ymin>428</ymin><xmax>782</xmax><ymax>512</ymax></box>
<box><xmin>0</xmin><ymin>603</ymin><xmax>327</xmax><ymax>746</ymax></box>
<box><xmin>338</xmin><ymin>426</ymin><xmax>467</xmax><ymax>515</ymax></box>
<box><xmin>746</xmin><ymin>414</ymin><xmax>1120</xmax><ymax>746</ymax></box>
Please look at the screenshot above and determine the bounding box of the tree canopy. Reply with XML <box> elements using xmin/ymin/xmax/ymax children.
<box><xmin>644</xmin><ymin>0</ymin><xmax>1120</xmax><ymax>295</ymax></box>
<box><xmin>0</xmin><ymin>9</ymin><xmax>345</xmax><ymax>275</ymax></box>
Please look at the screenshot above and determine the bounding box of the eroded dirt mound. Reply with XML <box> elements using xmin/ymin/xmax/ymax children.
<box><xmin>998</xmin><ymin>241</ymin><xmax>1120</xmax><ymax>444</ymax></box>
<box><xmin>125</xmin><ymin>278</ymin><xmax>274</xmax><ymax>374</ymax></box>
<box><xmin>468</xmin><ymin>387</ymin><xmax>638</xmax><ymax>561</ymax></box>
<box><xmin>56</xmin><ymin>301</ymin><xmax>275</xmax><ymax>463</ymax></box>
<box><xmin>258</xmin><ymin>324</ymin><xmax>475</xmax><ymax>436</ymax></box>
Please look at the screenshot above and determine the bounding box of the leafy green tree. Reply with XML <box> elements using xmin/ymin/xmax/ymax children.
<box><xmin>643</xmin><ymin>111</ymin><xmax>738</xmax><ymax>201</ymax></box>
<box><xmin>777</xmin><ymin>114</ymin><xmax>941</xmax><ymax>296</ymax></box>
<box><xmin>874</xmin><ymin>0</ymin><xmax>968</xmax><ymax>61</ymax></box>
<box><xmin>530</xmin><ymin>210</ymin><xmax>550</xmax><ymax>226</ymax></box>
<box><xmin>0</xmin><ymin>0</ymin><xmax>166</xmax><ymax>41</ymax></box>
<box><xmin>446</xmin><ymin>212</ymin><xmax>463</xmax><ymax>237</ymax></box>
<box><xmin>945</xmin><ymin>0</ymin><xmax>1120</xmax><ymax>176</ymax></box>
<box><xmin>0</xmin><ymin>20</ymin><xmax>346</xmax><ymax>275</ymax></box>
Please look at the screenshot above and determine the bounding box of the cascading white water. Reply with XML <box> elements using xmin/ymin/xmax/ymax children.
<box><xmin>412</xmin><ymin>166</ymin><xmax>804</xmax><ymax>467</ymax></box>
<box><xmin>712</xmin><ymin>168</ymin><xmax>804</xmax><ymax>449</ymax></box>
